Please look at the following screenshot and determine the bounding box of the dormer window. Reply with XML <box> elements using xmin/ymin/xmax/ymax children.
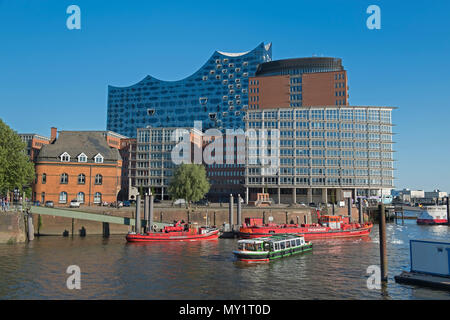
<box><xmin>94</xmin><ymin>153</ymin><xmax>104</xmax><ymax>163</ymax></box>
<box><xmin>78</xmin><ymin>153</ymin><xmax>87</xmax><ymax>163</ymax></box>
<box><xmin>60</xmin><ymin>152</ymin><xmax>70</xmax><ymax>162</ymax></box>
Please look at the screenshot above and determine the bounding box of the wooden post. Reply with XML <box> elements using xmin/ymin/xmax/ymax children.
<box><xmin>160</xmin><ymin>212</ymin><xmax>163</xmax><ymax>223</ymax></box>
<box><xmin>378</xmin><ymin>204</ymin><xmax>388</xmax><ymax>283</ymax></box>
<box><xmin>135</xmin><ymin>195</ymin><xmax>141</xmax><ymax>234</ymax></box>
<box><xmin>358</xmin><ymin>201</ymin><xmax>363</xmax><ymax>224</ymax></box>
<box><xmin>143</xmin><ymin>193</ymin><xmax>149</xmax><ymax>232</ymax></box>
<box><xmin>71</xmin><ymin>218</ymin><xmax>74</xmax><ymax>237</ymax></box>
<box><xmin>213</xmin><ymin>211</ymin><xmax>216</xmax><ymax>226</ymax></box>
<box><xmin>296</xmin><ymin>216</ymin><xmax>299</xmax><ymax>225</ymax></box>
<box><xmin>401</xmin><ymin>210</ymin><xmax>404</xmax><ymax>225</ymax></box>
<box><xmin>347</xmin><ymin>198</ymin><xmax>352</xmax><ymax>223</ymax></box>
<box><xmin>102</xmin><ymin>222</ymin><xmax>110</xmax><ymax>238</ymax></box>
<box><xmin>262</xmin><ymin>211</ymin><xmax>266</xmax><ymax>224</ymax></box>
<box><xmin>187</xmin><ymin>210</ymin><xmax>190</xmax><ymax>223</ymax></box>
<box><xmin>149</xmin><ymin>194</ymin><xmax>154</xmax><ymax>231</ymax></box>
<box><xmin>447</xmin><ymin>196</ymin><xmax>450</xmax><ymax>226</ymax></box>
<box><xmin>285</xmin><ymin>211</ymin><xmax>289</xmax><ymax>224</ymax></box>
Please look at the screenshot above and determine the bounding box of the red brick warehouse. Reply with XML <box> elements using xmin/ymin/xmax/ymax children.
<box><xmin>32</xmin><ymin>130</ymin><xmax>124</xmax><ymax>206</ymax></box>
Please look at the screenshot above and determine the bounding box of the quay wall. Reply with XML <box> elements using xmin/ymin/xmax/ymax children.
<box><xmin>31</xmin><ymin>206</ymin><xmax>318</xmax><ymax>236</ymax></box>
<box><xmin>0</xmin><ymin>212</ymin><xmax>27</xmax><ymax>244</ymax></box>
<box><xmin>29</xmin><ymin>204</ymin><xmax>367</xmax><ymax>237</ymax></box>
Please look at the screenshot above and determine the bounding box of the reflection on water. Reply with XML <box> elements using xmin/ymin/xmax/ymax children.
<box><xmin>0</xmin><ymin>220</ymin><xmax>449</xmax><ymax>300</ymax></box>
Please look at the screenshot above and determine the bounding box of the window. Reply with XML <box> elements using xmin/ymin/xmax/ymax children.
<box><xmin>60</xmin><ymin>152</ymin><xmax>70</xmax><ymax>162</ymax></box>
<box><xmin>42</xmin><ymin>173</ymin><xmax>47</xmax><ymax>184</ymax></box>
<box><xmin>95</xmin><ymin>174</ymin><xmax>103</xmax><ymax>185</ymax></box>
<box><xmin>60</xmin><ymin>173</ymin><xmax>68</xmax><ymax>184</ymax></box>
<box><xmin>94</xmin><ymin>192</ymin><xmax>102</xmax><ymax>204</ymax></box>
<box><xmin>94</xmin><ymin>153</ymin><xmax>104</xmax><ymax>163</ymax></box>
<box><xmin>77</xmin><ymin>192</ymin><xmax>85</xmax><ymax>204</ymax></box>
<box><xmin>77</xmin><ymin>153</ymin><xmax>87</xmax><ymax>163</ymax></box>
<box><xmin>78</xmin><ymin>174</ymin><xmax>85</xmax><ymax>184</ymax></box>
<box><xmin>59</xmin><ymin>192</ymin><xmax>67</xmax><ymax>204</ymax></box>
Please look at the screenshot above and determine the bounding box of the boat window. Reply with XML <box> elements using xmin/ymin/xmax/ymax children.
<box><xmin>285</xmin><ymin>241</ymin><xmax>290</xmax><ymax>248</ymax></box>
<box><xmin>296</xmin><ymin>239</ymin><xmax>301</xmax><ymax>246</ymax></box>
<box><xmin>275</xmin><ymin>243</ymin><xmax>279</xmax><ymax>251</ymax></box>
<box><xmin>238</xmin><ymin>243</ymin><xmax>244</xmax><ymax>250</ymax></box>
<box><xmin>264</xmin><ymin>243</ymin><xmax>270</xmax><ymax>251</ymax></box>
<box><xmin>245</xmin><ymin>243</ymin><xmax>260</xmax><ymax>251</ymax></box>
<box><xmin>291</xmin><ymin>240</ymin><xmax>296</xmax><ymax>247</ymax></box>
<box><xmin>280</xmin><ymin>242</ymin><xmax>285</xmax><ymax>249</ymax></box>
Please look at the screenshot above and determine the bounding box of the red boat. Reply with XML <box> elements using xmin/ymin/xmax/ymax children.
<box><xmin>239</xmin><ymin>213</ymin><xmax>373</xmax><ymax>241</ymax></box>
<box><xmin>126</xmin><ymin>220</ymin><xmax>219</xmax><ymax>242</ymax></box>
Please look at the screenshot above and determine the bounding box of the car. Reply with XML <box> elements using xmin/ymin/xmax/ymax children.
<box><xmin>45</xmin><ymin>201</ymin><xmax>54</xmax><ymax>208</ymax></box>
<box><xmin>308</xmin><ymin>202</ymin><xmax>316</xmax><ymax>207</ymax></box>
<box><xmin>173</xmin><ymin>199</ymin><xmax>186</xmax><ymax>206</ymax></box>
<box><xmin>123</xmin><ymin>200</ymin><xmax>131</xmax><ymax>207</ymax></box>
<box><xmin>69</xmin><ymin>199</ymin><xmax>81</xmax><ymax>208</ymax></box>
<box><xmin>194</xmin><ymin>199</ymin><xmax>209</xmax><ymax>206</ymax></box>
<box><xmin>153</xmin><ymin>198</ymin><xmax>161</xmax><ymax>203</ymax></box>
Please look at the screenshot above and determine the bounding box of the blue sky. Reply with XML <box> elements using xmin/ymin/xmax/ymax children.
<box><xmin>0</xmin><ymin>0</ymin><xmax>449</xmax><ymax>192</ymax></box>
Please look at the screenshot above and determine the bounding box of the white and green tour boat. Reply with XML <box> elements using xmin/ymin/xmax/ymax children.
<box><xmin>233</xmin><ymin>234</ymin><xmax>313</xmax><ymax>262</ymax></box>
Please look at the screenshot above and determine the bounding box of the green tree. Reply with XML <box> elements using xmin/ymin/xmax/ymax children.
<box><xmin>168</xmin><ymin>164</ymin><xmax>210</xmax><ymax>208</ymax></box>
<box><xmin>0</xmin><ymin>119</ymin><xmax>35</xmax><ymax>197</ymax></box>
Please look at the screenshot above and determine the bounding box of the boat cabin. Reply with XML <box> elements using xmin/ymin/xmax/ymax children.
<box><xmin>319</xmin><ymin>215</ymin><xmax>348</xmax><ymax>229</ymax></box>
<box><xmin>237</xmin><ymin>235</ymin><xmax>307</xmax><ymax>252</ymax></box>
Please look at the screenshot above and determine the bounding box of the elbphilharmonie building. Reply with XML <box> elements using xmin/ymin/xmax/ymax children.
<box><xmin>107</xmin><ymin>43</ymin><xmax>272</xmax><ymax>137</ymax></box>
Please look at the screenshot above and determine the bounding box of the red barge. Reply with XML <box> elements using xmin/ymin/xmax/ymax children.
<box><xmin>126</xmin><ymin>220</ymin><xmax>219</xmax><ymax>242</ymax></box>
<box><xmin>239</xmin><ymin>213</ymin><xmax>373</xmax><ymax>241</ymax></box>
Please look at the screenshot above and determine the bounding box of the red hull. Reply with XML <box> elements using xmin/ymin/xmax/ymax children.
<box><xmin>417</xmin><ymin>219</ymin><xmax>448</xmax><ymax>225</ymax></box>
<box><xmin>239</xmin><ymin>224</ymin><xmax>372</xmax><ymax>241</ymax></box>
<box><xmin>126</xmin><ymin>229</ymin><xmax>220</xmax><ymax>242</ymax></box>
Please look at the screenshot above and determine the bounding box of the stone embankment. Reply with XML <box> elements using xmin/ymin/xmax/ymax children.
<box><xmin>0</xmin><ymin>212</ymin><xmax>27</xmax><ymax>244</ymax></box>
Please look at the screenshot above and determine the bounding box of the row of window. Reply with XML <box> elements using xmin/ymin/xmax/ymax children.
<box><xmin>60</xmin><ymin>152</ymin><xmax>104</xmax><ymax>163</ymax></box>
<box><xmin>40</xmin><ymin>173</ymin><xmax>103</xmax><ymax>185</ymax></box>
<box><xmin>58</xmin><ymin>192</ymin><xmax>102</xmax><ymax>204</ymax></box>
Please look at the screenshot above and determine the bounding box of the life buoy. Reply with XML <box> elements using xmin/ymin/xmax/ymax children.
<box><xmin>152</xmin><ymin>224</ymin><xmax>158</xmax><ymax>231</ymax></box>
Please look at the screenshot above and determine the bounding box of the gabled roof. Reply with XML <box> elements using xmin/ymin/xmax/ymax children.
<box><xmin>37</xmin><ymin>131</ymin><xmax>121</xmax><ymax>162</ymax></box>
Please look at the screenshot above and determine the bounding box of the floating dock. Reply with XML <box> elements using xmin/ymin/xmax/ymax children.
<box><xmin>395</xmin><ymin>271</ymin><xmax>450</xmax><ymax>291</ymax></box>
<box><xmin>395</xmin><ymin>239</ymin><xmax>450</xmax><ymax>291</ymax></box>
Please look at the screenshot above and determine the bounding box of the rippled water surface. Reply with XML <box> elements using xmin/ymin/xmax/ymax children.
<box><xmin>0</xmin><ymin>220</ymin><xmax>449</xmax><ymax>299</ymax></box>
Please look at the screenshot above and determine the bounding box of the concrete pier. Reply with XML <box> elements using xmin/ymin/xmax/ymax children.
<box><xmin>27</xmin><ymin>211</ymin><xmax>34</xmax><ymax>241</ymax></box>
<box><xmin>229</xmin><ymin>194</ymin><xmax>234</xmax><ymax>228</ymax></box>
<box><xmin>237</xmin><ymin>194</ymin><xmax>242</xmax><ymax>227</ymax></box>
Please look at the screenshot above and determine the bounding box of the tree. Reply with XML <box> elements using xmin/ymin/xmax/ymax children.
<box><xmin>168</xmin><ymin>164</ymin><xmax>210</xmax><ymax>208</ymax></box>
<box><xmin>0</xmin><ymin>119</ymin><xmax>35</xmax><ymax>197</ymax></box>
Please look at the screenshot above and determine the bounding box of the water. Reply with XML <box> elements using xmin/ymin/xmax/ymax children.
<box><xmin>0</xmin><ymin>220</ymin><xmax>449</xmax><ymax>300</ymax></box>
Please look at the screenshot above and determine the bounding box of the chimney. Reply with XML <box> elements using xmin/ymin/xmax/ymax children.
<box><xmin>50</xmin><ymin>127</ymin><xmax>57</xmax><ymax>143</ymax></box>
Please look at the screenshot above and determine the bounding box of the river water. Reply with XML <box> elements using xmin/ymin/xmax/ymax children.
<box><xmin>0</xmin><ymin>219</ymin><xmax>449</xmax><ymax>300</ymax></box>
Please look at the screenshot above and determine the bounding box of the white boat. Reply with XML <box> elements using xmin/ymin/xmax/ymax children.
<box><xmin>416</xmin><ymin>205</ymin><xmax>448</xmax><ymax>225</ymax></box>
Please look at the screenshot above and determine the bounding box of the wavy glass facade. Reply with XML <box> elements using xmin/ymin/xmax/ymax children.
<box><xmin>107</xmin><ymin>43</ymin><xmax>272</xmax><ymax>137</ymax></box>
<box><xmin>245</xmin><ymin>106</ymin><xmax>395</xmax><ymax>204</ymax></box>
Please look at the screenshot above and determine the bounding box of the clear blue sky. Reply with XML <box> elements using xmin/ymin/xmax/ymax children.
<box><xmin>1</xmin><ymin>0</ymin><xmax>449</xmax><ymax>192</ymax></box>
